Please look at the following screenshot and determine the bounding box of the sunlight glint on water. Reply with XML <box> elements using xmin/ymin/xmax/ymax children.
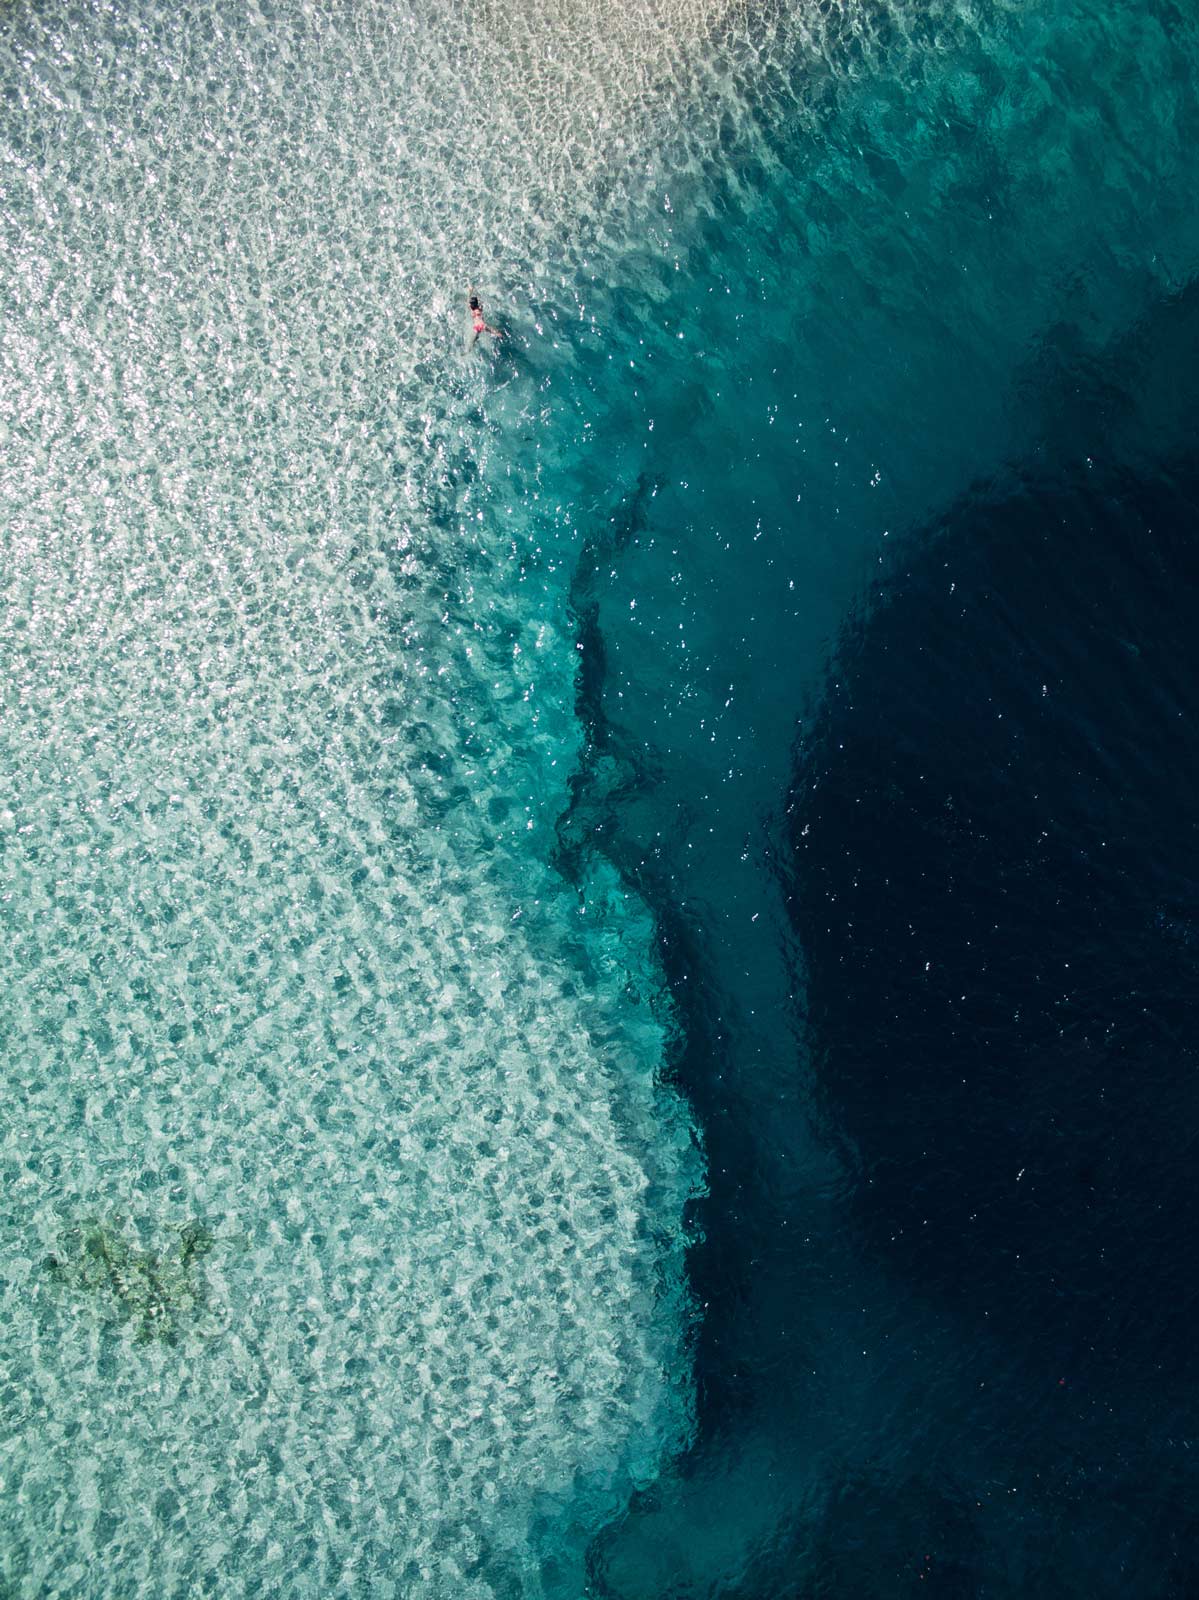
<box><xmin>0</xmin><ymin>0</ymin><xmax>782</xmax><ymax>1590</ymax></box>
<box><xmin>10</xmin><ymin>0</ymin><xmax>1193</xmax><ymax>1591</ymax></box>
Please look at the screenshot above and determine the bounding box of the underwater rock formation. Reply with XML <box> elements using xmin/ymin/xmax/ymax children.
<box><xmin>45</xmin><ymin>1217</ymin><xmax>217</xmax><ymax>1344</ymax></box>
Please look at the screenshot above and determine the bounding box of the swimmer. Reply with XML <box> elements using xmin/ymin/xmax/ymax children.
<box><xmin>468</xmin><ymin>289</ymin><xmax>501</xmax><ymax>345</ymax></box>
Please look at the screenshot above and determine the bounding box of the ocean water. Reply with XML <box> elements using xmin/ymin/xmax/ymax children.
<box><xmin>2</xmin><ymin>0</ymin><xmax>1199</xmax><ymax>1596</ymax></box>
<box><xmin>0</xmin><ymin>1</ymin><xmax>717</xmax><ymax>1593</ymax></box>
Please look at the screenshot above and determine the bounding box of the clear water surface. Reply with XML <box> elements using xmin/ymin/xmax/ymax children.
<box><xmin>3</xmin><ymin>0</ymin><xmax>1199</xmax><ymax>1595</ymax></box>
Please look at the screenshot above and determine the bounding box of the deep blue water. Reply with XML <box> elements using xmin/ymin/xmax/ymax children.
<box><xmin>5</xmin><ymin>0</ymin><xmax>1199</xmax><ymax>1591</ymax></box>
<box><xmin>513</xmin><ymin>4</ymin><xmax>1199</xmax><ymax>1593</ymax></box>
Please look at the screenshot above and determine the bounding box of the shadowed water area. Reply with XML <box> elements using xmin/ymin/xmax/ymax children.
<box><xmin>2</xmin><ymin>0</ymin><xmax>1199</xmax><ymax>1595</ymax></box>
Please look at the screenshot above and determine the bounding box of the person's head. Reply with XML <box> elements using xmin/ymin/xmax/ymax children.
<box><xmin>469</xmin><ymin>295</ymin><xmax>480</xmax><ymax>311</ymax></box>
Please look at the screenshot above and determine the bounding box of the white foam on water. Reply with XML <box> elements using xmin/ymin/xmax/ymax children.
<box><xmin>0</xmin><ymin>0</ymin><xmax>788</xmax><ymax>1591</ymax></box>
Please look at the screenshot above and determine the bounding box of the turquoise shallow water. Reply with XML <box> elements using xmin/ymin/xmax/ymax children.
<box><xmin>4</xmin><ymin>0</ymin><xmax>1199</xmax><ymax>1594</ymax></box>
<box><xmin>0</xmin><ymin>1</ymin><xmax>716</xmax><ymax>1592</ymax></box>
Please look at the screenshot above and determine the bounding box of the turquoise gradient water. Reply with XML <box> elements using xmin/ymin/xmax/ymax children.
<box><xmin>555</xmin><ymin>2</ymin><xmax>1199</xmax><ymax>1593</ymax></box>
<box><xmin>3</xmin><ymin>0</ymin><xmax>1199</xmax><ymax>1595</ymax></box>
<box><xmin>0</xmin><ymin>0</ymin><xmax>722</xmax><ymax>1592</ymax></box>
